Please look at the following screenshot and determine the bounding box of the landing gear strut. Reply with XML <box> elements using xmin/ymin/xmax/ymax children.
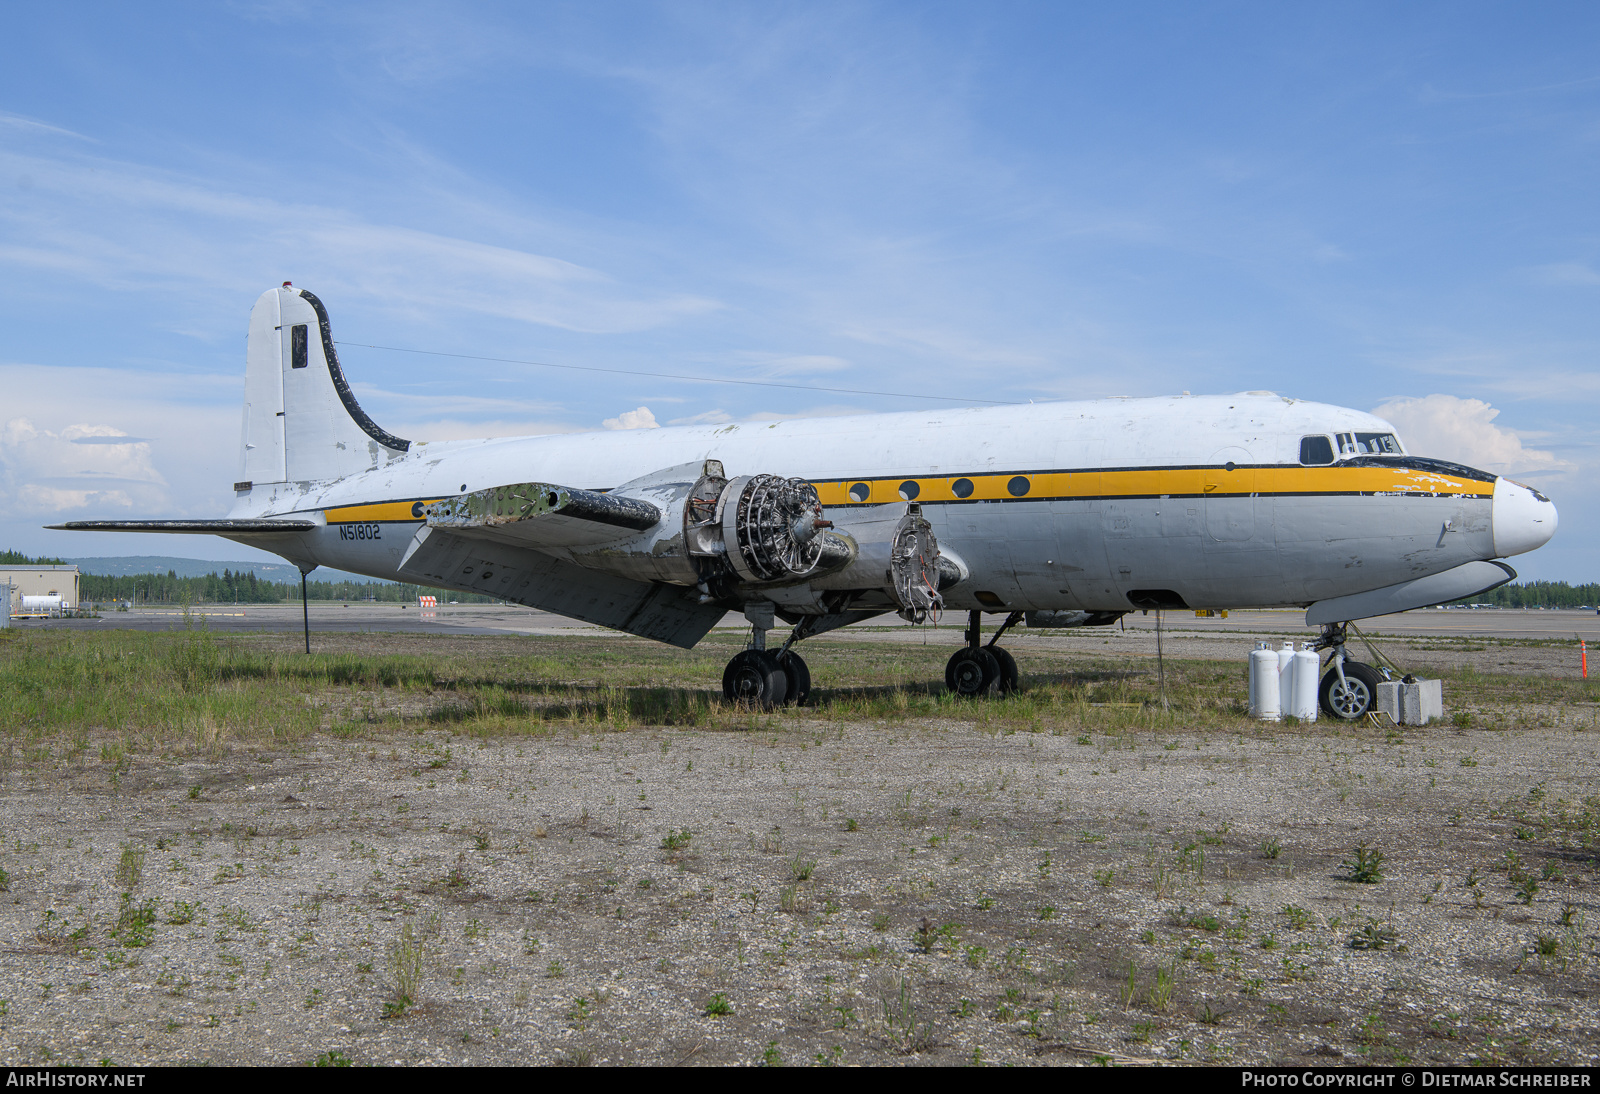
<box><xmin>945</xmin><ymin>611</ymin><xmax>1022</xmax><ymax>697</ymax></box>
<box><xmin>1311</xmin><ymin>622</ymin><xmax>1386</xmax><ymax>721</ymax></box>
<box><xmin>722</xmin><ymin>601</ymin><xmax>810</xmax><ymax>710</ymax></box>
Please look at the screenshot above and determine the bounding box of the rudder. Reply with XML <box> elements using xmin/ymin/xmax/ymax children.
<box><xmin>239</xmin><ymin>285</ymin><xmax>409</xmax><ymax>488</ymax></box>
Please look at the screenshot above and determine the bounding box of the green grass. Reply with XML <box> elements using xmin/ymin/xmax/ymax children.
<box><xmin>3</xmin><ymin>626</ymin><xmax>1579</xmax><ymax>756</ymax></box>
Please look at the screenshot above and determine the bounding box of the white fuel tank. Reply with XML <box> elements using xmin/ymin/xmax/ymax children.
<box><xmin>1249</xmin><ymin>643</ymin><xmax>1280</xmax><ymax>721</ymax></box>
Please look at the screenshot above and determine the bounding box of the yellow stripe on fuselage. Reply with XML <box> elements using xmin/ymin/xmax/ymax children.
<box><xmin>812</xmin><ymin>465</ymin><xmax>1493</xmax><ymax>506</ymax></box>
<box><xmin>316</xmin><ymin>466</ymin><xmax>1491</xmax><ymax>524</ymax></box>
<box><xmin>324</xmin><ymin>500</ymin><xmax>441</xmax><ymax>523</ymax></box>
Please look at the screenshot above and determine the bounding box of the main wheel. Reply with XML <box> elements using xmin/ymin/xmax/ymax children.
<box><xmin>724</xmin><ymin>650</ymin><xmax>789</xmax><ymax>710</ymax></box>
<box><xmin>946</xmin><ymin>647</ymin><xmax>1000</xmax><ymax>697</ymax></box>
<box><xmin>1319</xmin><ymin>661</ymin><xmax>1380</xmax><ymax>721</ymax></box>
<box><xmin>990</xmin><ymin>646</ymin><xmax>1020</xmax><ymax>694</ymax></box>
<box><xmin>778</xmin><ymin>651</ymin><xmax>811</xmax><ymax>707</ymax></box>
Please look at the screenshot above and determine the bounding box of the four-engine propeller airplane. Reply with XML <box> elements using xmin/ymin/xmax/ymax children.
<box><xmin>54</xmin><ymin>284</ymin><xmax>1558</xmax><ymax>718</ymax></box>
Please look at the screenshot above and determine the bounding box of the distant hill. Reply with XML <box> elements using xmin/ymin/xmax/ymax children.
<box><xmin>65</xmin><ymin>556</ymin><xmax>389</xmax><ymax>585</ymax></box>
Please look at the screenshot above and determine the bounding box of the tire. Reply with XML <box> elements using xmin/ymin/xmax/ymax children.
<box><xmin>946</xmin><ymin>647</ymin><xmax>1000</xmax><ymax>697</ymax></box>
<box><xmin>990</xmin><ymin>646</ymin><xmax>1020</xmax><ymax>694</ymax></box>
<box><xmin>724</xmin><ymin>650</ymin><xmax>788</xmax><ymax>711</ymax></box>
<box><xmin>779</xmin><ymin>651</ymin><xmax>811</xmax><ymax>707</ymax></box>
<box><xmin>1319</xmin><ymin>661</ymin><xmax>1380</xmax><ymax>721</ymax></box>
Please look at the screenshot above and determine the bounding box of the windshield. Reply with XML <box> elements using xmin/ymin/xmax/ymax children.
<box><xmin>1335</xmin><ymin>431</ymin><xmax>1403</xmax><ymax>456</ymax></box>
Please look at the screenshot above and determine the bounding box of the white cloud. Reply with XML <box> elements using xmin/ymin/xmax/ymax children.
<box><xmin>1370</xmin><ymin>394</ymin><xmax>1570</xmax><ymax>477</ymax></box>
<box><xmin>396</xmin><ymin>419</ymin><xmax>582</xmax><ymax>443</ymax></box>
<box><xmin>1522</xmin><ymin>262</ymin><xmax>1600</xmax><ymax>287</ymax></box>
<box><xmin>0</xmin><ymin>146</ymin><xmax>722</xmax><ymax>335</ymax></box>
<box><xmin>666</xmin><ymin>409</ymin><xmax>733</xmax><ymax>426</ymax></box>
<box><xmin>751</xmin><ymin>354</ymin><xmax>853</xmax><ymax>377</ymax></box>
<box><xmin>602</xmin><ymin>406</ymin><xmax>660</xmax><ymax>430</ymax></box>
<box><xmin>0</xmin><ymin>418</ymin><xmax>168</xmax><ymax>515</ymax></box>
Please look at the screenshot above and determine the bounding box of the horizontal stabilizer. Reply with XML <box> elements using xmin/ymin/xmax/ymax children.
<box><xmin>47</xmin><ymin>519</ymin><xmax>317</xmax><ymax>535</ymax></box>
<box><xmin>1305</xmin><ymin>560</ymin><xmax>1516</xmax><ymax>625</ymax></box>
<box><xmin>398</xmin><ymin>525</ymin><xmax>723</xmax><ymax>648</ymax></box>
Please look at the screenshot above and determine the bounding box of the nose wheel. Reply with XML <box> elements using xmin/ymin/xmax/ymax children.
<box><xmin>1319</xmin><ymin>661</ymin><xmax>1380</xmax><ymax>720</ymax></box>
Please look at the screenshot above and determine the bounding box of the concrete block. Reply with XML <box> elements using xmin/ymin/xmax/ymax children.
<box><xmin>1377</xmin><ymin>679</ymin><xmax>1442</xmax><ymax>725</ymax></box>
<box><xmin>1375</xmin><ymin>681</ymin><xmax>1402</xmax><ymax>723</ymax></box>
<box><xmin>1399</xmin><ymin>679</ymin><xmax>1443</xmax><ymax>725</ymax></box>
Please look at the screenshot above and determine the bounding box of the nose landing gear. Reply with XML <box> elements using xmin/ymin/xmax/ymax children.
<box><xmin>945</xmin><ymin>611</ymin><xmax>1022</xmax><ymax>697</ymax></box>
<box><xmin>1312</xmin><ymin>622</ymin><xmax>1387</xmax><ymax>721</ymax></box>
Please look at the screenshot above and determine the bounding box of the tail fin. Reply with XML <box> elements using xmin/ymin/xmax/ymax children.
<box><xmin>240</xmin><ymin>285</ymin><xmax>409</xmax><ymax>487</ymax></box>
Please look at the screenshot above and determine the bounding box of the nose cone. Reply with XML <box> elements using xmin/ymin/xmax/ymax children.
<box><xmin>1492</xmin><ymin>477</ymin><xmax>1558</xmax><ymax>557</ymax></box>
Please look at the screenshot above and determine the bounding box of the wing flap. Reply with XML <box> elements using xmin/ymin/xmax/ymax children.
<box><xmin>398</xmin><ymin>526</ymin><xmax>723</xmax><ymax>648</ymax></box>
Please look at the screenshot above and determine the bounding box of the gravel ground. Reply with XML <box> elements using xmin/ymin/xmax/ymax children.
<box><xmin>2</xmin><ymin>647</ymin><xmax>1597</xmax><ymax>1067</ymax></box>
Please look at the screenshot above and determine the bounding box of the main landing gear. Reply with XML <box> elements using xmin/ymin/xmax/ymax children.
<box><xmin>1312</xmin><ymin>621</ymin><xmax>1387</xmax><ymax>721</ymax></box>
<box><xmin>722</xmin><ymin>602</ymin><xmax>810</xmax><ymax>710</ymax></box>
<box><xmin>945</xmin><ymin>611</ymin><xmax>1022</xmax><ymax>697</ymax></box>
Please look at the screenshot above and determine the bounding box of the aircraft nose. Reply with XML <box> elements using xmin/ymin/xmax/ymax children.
<box><xmin>1492</xmin><ymin>476</ymin><xmax>1558</xmax><ymax>557</ymax></box>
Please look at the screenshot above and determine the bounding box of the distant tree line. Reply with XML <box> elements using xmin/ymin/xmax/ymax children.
<box><xmin>1</xmin><ymin>550</ymin><xmax>65</xmax><ymax>565</ymax></box>
<box><xmin>77</xmin><ymin>569</ymin><xmax>500</xmax><ymax>606</ymax></box>
<box><xmin>1445</xmin><ymin>581</ymin><xmax>1600</xmax><ymax>609</ymax></box>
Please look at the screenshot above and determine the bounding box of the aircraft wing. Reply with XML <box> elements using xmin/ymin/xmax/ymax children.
<box><xmin>398</xmin><ymin>524</ymin><xmax>725</xmax><ymax>648</ymax></box>
<box><xmin>422</xmin><ymin>481</ymin><xmax>663</xmax><ymax>551</ymax></box>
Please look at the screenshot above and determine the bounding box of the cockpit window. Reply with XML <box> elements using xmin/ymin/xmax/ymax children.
<box><xmin>1299</xmin><ymin>435</ymin><xmax>1335</xmax><ymax>465</ymax></box>
<box><xmin>1335</xmin><ymin>431</ymin><xmax>1402</xmax><ymax>456</ymax></box>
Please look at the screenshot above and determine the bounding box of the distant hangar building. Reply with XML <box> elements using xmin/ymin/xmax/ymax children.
<box><xmin>1</xmin><ymin>565</ymin><xmax>80</xmax><ymax>616</ymax></box>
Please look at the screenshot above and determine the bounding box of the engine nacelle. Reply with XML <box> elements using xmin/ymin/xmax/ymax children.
<box><xmin>566</xmin><ymin>461</ymin><xmax>853</xmax><ymax>590</ymax></box>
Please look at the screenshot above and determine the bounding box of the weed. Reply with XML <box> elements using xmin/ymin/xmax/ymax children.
<box><xmin>1147</xmin><ymin>962</ymin><xmax>1176</xmax><ymax>1011</ymax></box>
<box><xmin>165</xmin><ymin>901</ymin><xmax>197</xmax><ymax>925</ymax></box>
<box><xmin>1093</xmin><ymin>868</ymin><xmax>1115</xmax><ymax>887</ymax></box>
<box><xmin>387</xmin><ymin>921</ymin><xmax>422</xmax><ymax>1018</ymax></box>
<box><xmin>789</xmin><ymin>854</ymin><xmax>818</xmax><ymax>881</ymax></box>
<box><xmin>760</xmin><ymin>1041</ymin><xmax>782</xmax><ymax>1067</ymax></box>
<box><xmin>704</xmin><ymin>992</ymin><xmax>733</xmax><ymax>1017</ymax></box>
<box><xmin>1348</xmin><ymin>918</ymin><xmax>1399</xmax><ymax>951</ymax></box>
<box><xmin>110</xmin><ymin>896</ymin><xmax>157</xmax><ymax>948</ymax></box>
<box><xmin>115</xmin><ymin>846</ymin><xmax>145</xmax><ymax>889</ymax></box>
<box><xmin>912</xmin><ymin>918</ymin><xmax>958</xmax><ymax>953</ymax></box>
<box><xmin>1341</xmin><ymin>843</ymin><xmax>1385</xmax><ymax>884</ymax></box>
<box><xmin>1261</xmin><ymin>838</ymin><xmax>1282</xmax><ymax>860</ymax></box>
<box><xmin>312</xmin><ymin>1049</ymin><xmax>352</xmax><ymax>1067</ymax></box>
<box><xmin>660</xmin><ymin>828</ymin><xmax>692</xmax><ymax>853</ymax></box>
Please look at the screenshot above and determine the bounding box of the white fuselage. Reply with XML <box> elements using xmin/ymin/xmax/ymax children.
<box><xmin>226</xmin><ymin>392</ymin><xmax>1537</xmax><ymax>618</ymax></box>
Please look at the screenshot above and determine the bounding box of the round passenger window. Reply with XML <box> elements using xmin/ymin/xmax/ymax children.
<box><xmin>849</xmin><ymin>482</ymin><xmax>871</xmax><ymax>502</ymax></box>
<box><xmin>1007</xmin><ymin>475</ymin><xmax>1031</xmax><ymax>497</ymax></box>
<box><xmin>951</xmin><ymin>478</ymin><xmax>974</xmax><ymax>499</ymax></box>
<box><xmin>898</xmin><ymin>480</ymin><xmax>920</xmax><ymax>501</ymax></box>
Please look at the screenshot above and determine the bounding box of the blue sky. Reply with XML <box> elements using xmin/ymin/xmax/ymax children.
<box><xmin>1</xmin><ymin>2</ymin><xmax>1594</xmax><ymax>580</ymax></box>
